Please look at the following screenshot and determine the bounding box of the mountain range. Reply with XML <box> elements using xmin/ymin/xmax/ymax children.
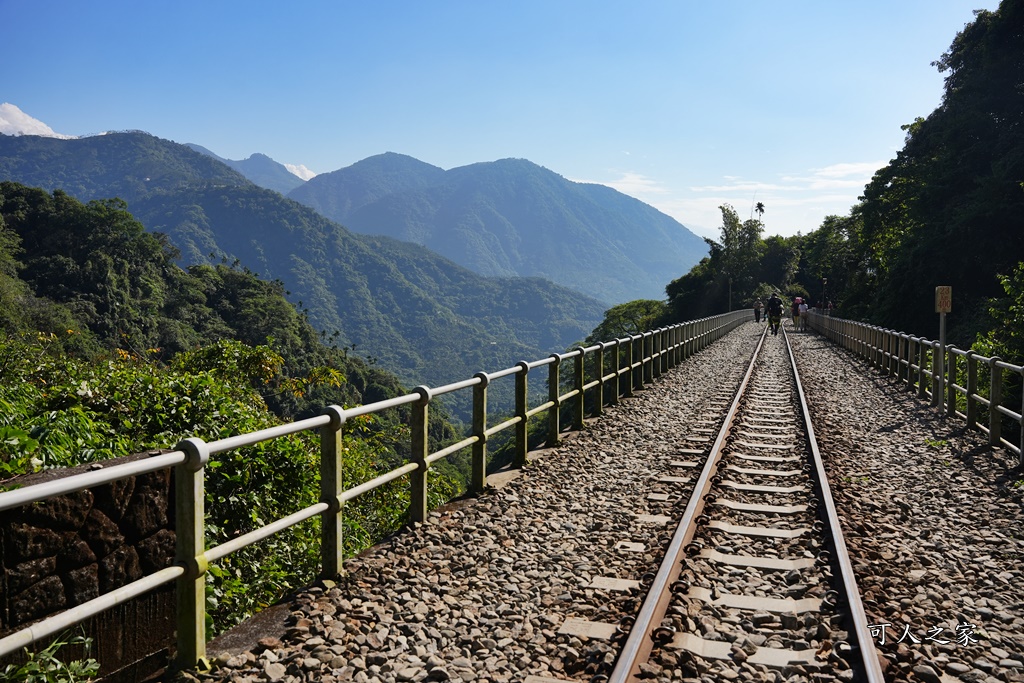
<box><xmin>2</xmin><ymin>104</ymin><xmax>706</xmax><ymax>304</ymax></box>
<box><xmin>182</xmin><ymin>146</ymin><xmax>708</xmax><ymax>304</ymax></box>
<box><xmin>0</xmin><ymin>131</ymin><xmax>606</xmax><ymax>403</ymax></box>
<box><xmin>184</xmin><ymin>144</ymin><xmax>308</xmax><ymax>196</ymax></box>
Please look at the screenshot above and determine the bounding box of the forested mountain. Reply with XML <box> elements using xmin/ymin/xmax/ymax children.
<box><xmin>0</xmin><ymin>181</ymin><xmax>419</xmax><ymax>417</ymax></box>
<box><xmin>0</xmin><ymin>182</ymin><xmax>469</xmax><ymax>631</ymax></box>
<box><xmin>185</xmin><ymin>143</ymin><xmax>307</xmax><ymax>195</ymax></box>
<box><xmin>287</xmin><ymin>152</ymin><xmax>447</xmax><ymax>220</ymax></box>
<box><xmin>287</xmin><ymin>153</ymin><xmax>707</xmax><ymax>304</ymax></box>
<box><xmin>659</xmin><ymin>0</ymin><xmax>1023</xmax><ymax>360</ymax></box>
<box><xmin>847</xmin><ymin>0</ymin><xmax>1024</xmax><ymax>342</ymax></box>
<box><xmin>131</xmin><ymin>183</ymin><xmax>604</xmax><ymax>384</ymax></box>
<box><xmin>0</xmin><ymin>132</ymin><xmax>247</xmax><ymax>203</ymax></box>
<box><xmin>0</xmin><ymin>132</ymin><xmax>604</xmax><ymax>398</ymax></box>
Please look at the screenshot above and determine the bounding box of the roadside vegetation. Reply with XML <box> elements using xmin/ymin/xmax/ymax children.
<box><xmin>0</xmin><ymin>183</ymin><xmax>464</xmax><ymax>633</ymax></box>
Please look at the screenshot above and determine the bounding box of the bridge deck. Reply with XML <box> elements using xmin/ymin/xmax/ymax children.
<box><xmin>195</xmin><ymin>322</ymin><xmax>1024</xmax><ymax>683</ymax></box>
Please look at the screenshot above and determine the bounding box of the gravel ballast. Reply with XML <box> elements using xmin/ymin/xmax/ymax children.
<box><xmin>185</xmin><ymin>322</ymin><xmax>1024</xmax><ymax>683</ymax></box>
<box><xmin>788</xmin><ymin>329</ymin><xmax>1024</xmax><ymax>683</ymax></box>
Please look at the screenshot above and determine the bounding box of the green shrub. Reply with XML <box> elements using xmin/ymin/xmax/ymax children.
<box><xmin>0</xmin><ymin>333</ymin><xmax>464</xmax><ymax>635</ymax></box>
<box><xmin>1</xmin><ymin>633</ymin><xmax>99</xmax><ymax>683</ymax></box>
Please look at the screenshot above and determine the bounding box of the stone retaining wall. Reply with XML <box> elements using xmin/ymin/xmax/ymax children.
<box><xmin>0</xmin><ymin>451</ymin><xmax>177</xmax><ymax>681</ymax></box>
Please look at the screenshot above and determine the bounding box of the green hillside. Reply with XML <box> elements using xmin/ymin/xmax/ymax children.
<box><xmin>287</xmin><ymin>152</ymin><xmax>447</xmax><ymax>220</ymax></box>
<box><xmin>0</xmin><ymin>181</ymin><xmax>470</xmax><ymax>631</ymax></box>
<box><xmin>0</xmin><ymin>133</ymin><xmax>605</xmax><ymax>406</ymax></box>
<box><xmin>185</xmin><ymin>144</ymin><xmax>307</xmax><ymax>195</ymax></box>
<box><xmin>287</xmin><ymin>154</ymin><xmax>708</xmax><ymax>304</ymax></box>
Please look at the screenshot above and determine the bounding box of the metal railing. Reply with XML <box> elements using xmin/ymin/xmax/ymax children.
<box><xmin>0</xmin><ymin>309</ymin><xmax>751</xmax><ymax>668</ymax></box>
<box><xmin>808</xmin><ymin>311</ymin><xmax>1023</xmax><ymax>465</ymax></box>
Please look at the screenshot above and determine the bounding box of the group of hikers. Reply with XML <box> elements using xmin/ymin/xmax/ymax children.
<box><xmin>752</xmin><ymin>293</ymin><xmax>815</xmax><ymax>335</ymax></box>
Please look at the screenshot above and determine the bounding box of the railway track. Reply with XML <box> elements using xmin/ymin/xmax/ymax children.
<box><xmin>532</xmin><ymin>325</ymin><xmax>884</xmax><ymax>683</ymax></box>
<box><xmin>190</xmin><ymin>323</ymin><xmax>925</xmax><ymax>683</ymax></box>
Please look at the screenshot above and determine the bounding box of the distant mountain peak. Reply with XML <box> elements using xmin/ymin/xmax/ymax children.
<box><xmin>290</xmin><ymin>153</ymin><xmax>708</xmax><ymax>303</ymax></box>
<box><xmin>0</xmin><ymin>103</ymin><xmax>76</xmax><ymax>139</ymax></box>
<box><xmin>185</xmin><ymin>143</ymin><xmax>311</xmax><ymax>193</ymax></box>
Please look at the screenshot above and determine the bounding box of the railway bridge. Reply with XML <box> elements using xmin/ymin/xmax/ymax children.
<box><xmin>1</xmin><ymin>312</ymin><xmax>1022</xmax><ymax>683</ymax></box>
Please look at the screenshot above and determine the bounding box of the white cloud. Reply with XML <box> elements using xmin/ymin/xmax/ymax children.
<box><xmin>570</xmin><ymin>171</ymin><xmax>669</xmax><ymax>197</ymax></box>
<box><xmin>0</xmin><ymin>103</ymin><xmax>75</xmax><ymax>139</ymax></box>
<box><xmin>781</xmin><ymin>161</ymin><xmax>886</xmax><ymax>191</ymax></box>
<box><xmin>601</xmin><ymin>172</ymin><xmax>670</xmax><ymax>196</ymax></box>
<box><xmin>810</xmin><ymin>161</ymin><xmax>885</xmax><ymax>179</ymax></box>
<box><xmin>689</xmin><ymin>180</ymin><xmax>790</xmax><ymax>193</ymax></box>
<box><xmin>284</xmin><ymin>163</ymin><xmax>317</xmax><ymax>180</ymax></box>
<box><xmin>569</xmin><ymin>159</ymin><xmax>887</xmax><ymax>238</ymax></box>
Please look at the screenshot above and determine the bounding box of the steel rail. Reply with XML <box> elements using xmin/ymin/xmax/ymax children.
<box><xmin>784</xmin><ymin>327</ymin><xmax>885</xmax><ymax>682</ymax></box>
<box><xmin>607</xmin><ymin>325</ymin><xmax>768</xmax><ymax>683</ymax></box>
<box><xmin>609</xmin><ymin>324</ymin><xmax>883</xmax><ymax>683</ymax></box>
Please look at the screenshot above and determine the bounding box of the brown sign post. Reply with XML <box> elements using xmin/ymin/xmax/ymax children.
<box><xmin>935</xmin><ymin>286</ymin><xmax>951</xmax><ymax>408</ymax></box>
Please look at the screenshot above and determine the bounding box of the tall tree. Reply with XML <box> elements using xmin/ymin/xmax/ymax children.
<box><xmin>851</xmin><ymin>1</ymin><xmax>1024</xmax><ymax>342</ymax></box>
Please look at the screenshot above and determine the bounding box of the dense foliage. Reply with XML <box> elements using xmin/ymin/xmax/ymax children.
<box><xmin>657</xmin><ymin>1</ymin><xmax>1023</xmax><ymax>359</ymax></box>
<box><xmin>0</xmin><ymin>183</ymin><xmax>467</xmax><ymax>633</ymax></box>
<box><xmin>0</xmin><ymin>133</ymin><xmax>607</xmax><ymax>412</ymax></box>
<box><xmin>845</xmin><ymin>1</ymin><xmax>1024</xmax><ymax>343</ymax></box>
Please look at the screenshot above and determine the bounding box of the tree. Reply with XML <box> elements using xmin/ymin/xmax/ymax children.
<box><xmin>719</xmin><ymin>204</ymin><xmax>764</xmax><ymax>308</ymax></box>
<box><xmin>849</xmin><ymin>1</ymin><xmax>1024</xmax><ymax>343</ymax></box>
<box><xmin>586</xmin><ymin>299</ymin><xmax>669</xmax><ymax>343</ymax></box>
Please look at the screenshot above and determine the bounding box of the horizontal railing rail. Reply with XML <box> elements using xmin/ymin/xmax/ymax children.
<box><xmin>0</xmin><ymin>309</ymin><xmax>751</xmax><ymax>668</ymax></box>
<box><xmin>807</xmin><ymin>311</ymin><xmax>1023</xmax><ymax>465</ymax></box>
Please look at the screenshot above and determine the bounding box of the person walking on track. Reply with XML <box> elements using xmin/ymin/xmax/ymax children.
<box><xmin>767</xmin><ymin>292</ymin><xmax>783</xmax><ymax>336</ymax></box>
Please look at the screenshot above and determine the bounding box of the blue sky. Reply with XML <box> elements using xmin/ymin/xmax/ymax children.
<box><xmin>1</xmin><ymin>0</ymin><xmax>999</xmax><ymax>238</ymax></box>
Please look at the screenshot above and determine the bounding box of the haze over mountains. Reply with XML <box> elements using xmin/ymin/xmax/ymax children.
<box><xmin>284</xmin><ymin>153</ymin><xmax>707</xmax><ymax>304</ymax></box>
<box><xmin>0</xmin><ymin>107</ymin><xmax>709</xmax><ymax>398</ymax></box>
<box><xmin>181</xmin><ymin>143</ymin><xmax>708</xmax><ymax>304</ymax></box>
<box><xmin>0</xmin><ymin>130</ymin><xmax>607</xmax><ymax>400</ymax></box>
<box><xmin>1</xmin><ymin>105</ymin><xmax>707</xmax><ymax>304</ymax></box>
<box><xmin>184</xmin><ymin>143</ymin><xmax>310</xmax><ymax>196</ymax></box>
